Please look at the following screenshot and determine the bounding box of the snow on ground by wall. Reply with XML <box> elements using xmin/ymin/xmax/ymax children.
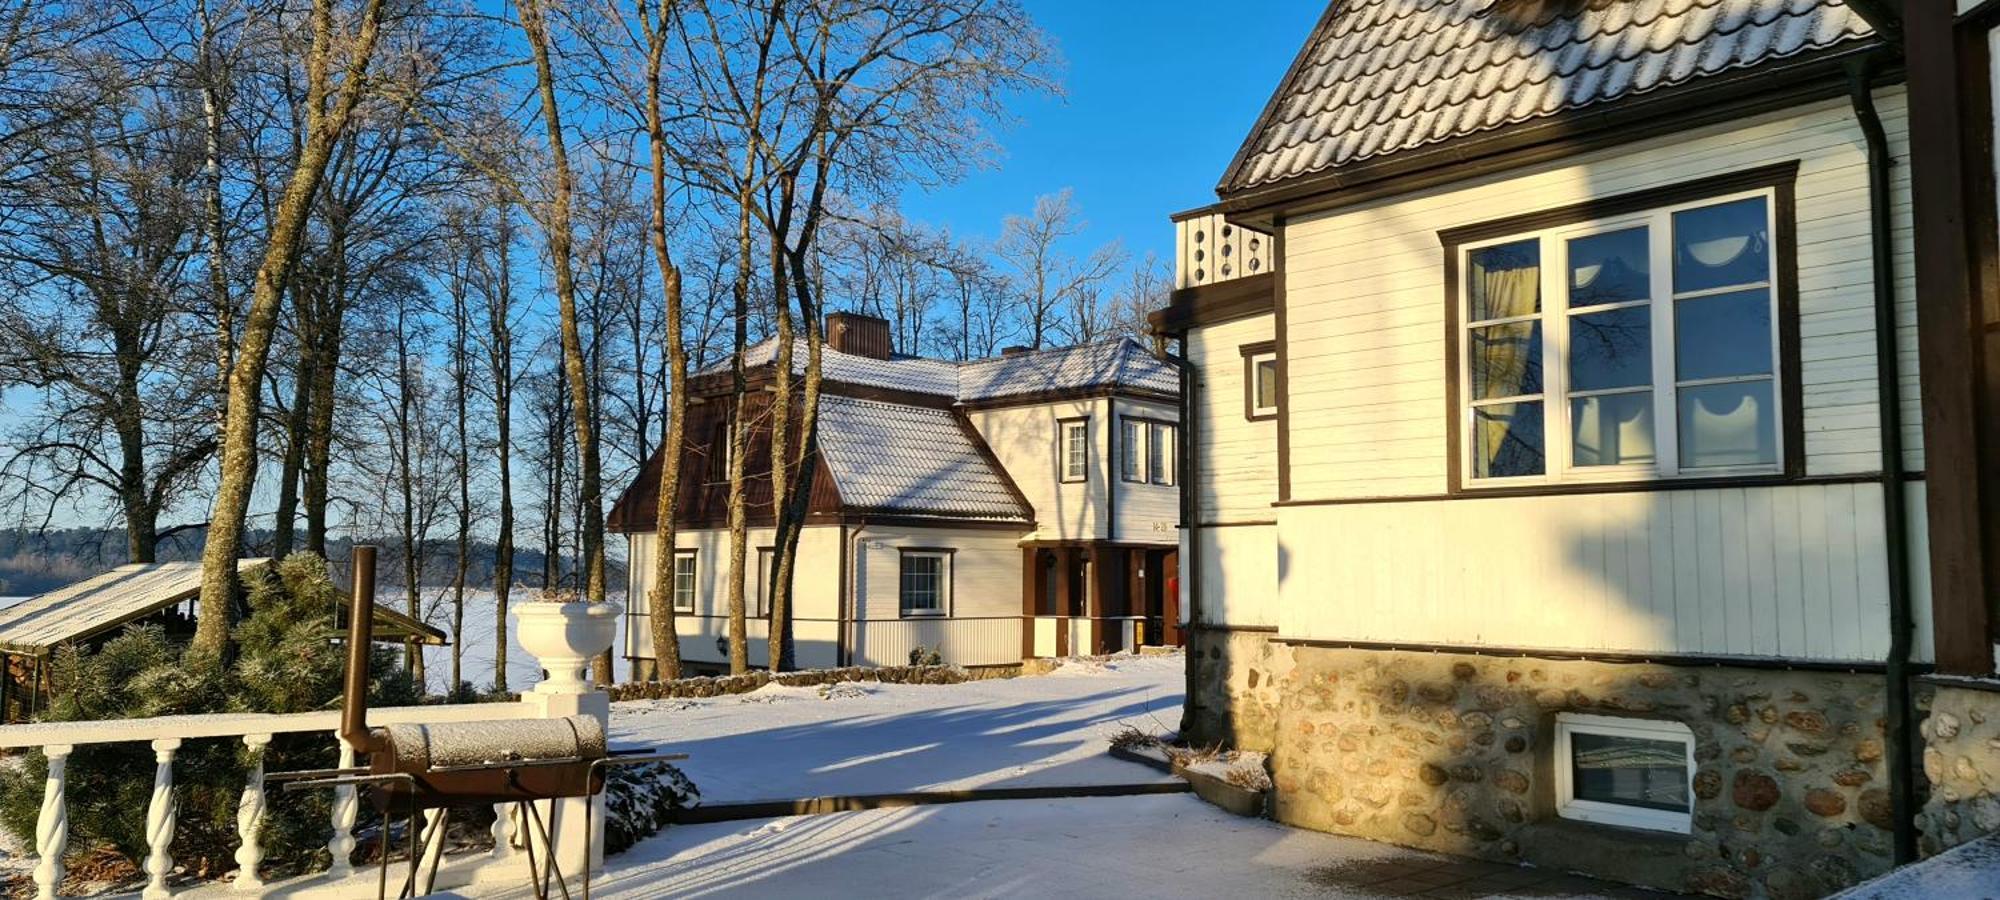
<box><xmin>1836</xmin><ymin>835</ymin><xmax>2000</xmax><ymax>899</ymax></box>
<box><xmin>609</xmin><ymin>653</ymin><xmax>1186</xmax><ymax>804</ymax></box>
<box><xmin>480</xmin><ymin>794</ymin><xmax>1431</xmax><ymax>900</ymax></box>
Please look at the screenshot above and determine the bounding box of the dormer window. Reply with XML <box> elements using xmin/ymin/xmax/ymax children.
<box><xmin>1059</xmin><ymin>418</ymin><xmax>1089</xmax><ymax>483</ymax></box>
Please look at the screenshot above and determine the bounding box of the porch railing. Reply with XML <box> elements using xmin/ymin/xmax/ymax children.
<box><xmin>0</xmin><ymin>701</ymin><xmax>537</xmax><ymax>898</ymax></box>
<box><xmin>1174</xmin><ymin>212</ymin><xmax>1272</xmax><ymax>290</ymax></box>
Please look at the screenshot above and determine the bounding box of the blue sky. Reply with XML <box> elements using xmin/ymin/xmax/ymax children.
<box><xmin>895</xmin><ymin>0</ymin><xmax>1321</xmax><ymax>267</ymax></box>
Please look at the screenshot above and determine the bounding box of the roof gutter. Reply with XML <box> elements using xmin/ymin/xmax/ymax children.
<box><xmin>1847</xmin><ymin>54</ymin><xmax>1918</xmax><ymax>867</ymax></box>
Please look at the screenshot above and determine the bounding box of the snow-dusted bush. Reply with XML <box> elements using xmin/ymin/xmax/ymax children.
<box><xmin>600</xmin><ymin>762</ymin><xmax>699</xmax><ymax>856</ymax></box>
<box><xmin>0</xmin><ymin>553</ymin><xmax>420</xmax><ymax>883</ymax></box>
<box><xmin>907</xmin><ymin>645</ymin><xmax>943</xmax><ymax>667</ymax></box>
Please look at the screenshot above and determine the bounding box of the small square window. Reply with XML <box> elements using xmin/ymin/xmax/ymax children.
<box><xmin>899</xmin><ymin>551</ymin><xmax>950</xmax><ymax>617</ymax></box>
<box><xmin>1554</xmin><ymin>713</ymin><xmax>1695</xmax><ymax>833</ymax></box>
<box><xmin>1247</xmin><ymin>352</ymin><xmax>1279</xmax><ymax>420</ymax></box>
<box><xmin>1059</xmin><ymin>419</ymin><xmax>1089</xmax><ymax>483</ymax></box>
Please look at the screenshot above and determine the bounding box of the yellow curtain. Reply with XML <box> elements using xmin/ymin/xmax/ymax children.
<box><xmin>1469</xmin><ymin>247</ymin><xmax>1541</xmax><ymax>472</ymax></box>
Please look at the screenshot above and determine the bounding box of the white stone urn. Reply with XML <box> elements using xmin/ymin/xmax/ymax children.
<box><xmin>515</xmin><ymin>599</ymin><xmax>622</xmax><ymax>694</ymax></box>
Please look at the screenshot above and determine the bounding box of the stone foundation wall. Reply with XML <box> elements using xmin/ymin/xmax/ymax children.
<box><xmin>1917</xmin><ymin>681</ymin><xmax>2000</xmax><ymax>857</ymax></box>
<box><xmin>1246</xmin><ymin>642</ymin><xmax>1899</xmax><ymax>899</ymax></box>
<box><xmin>1184</xmin><ymin>626</ymin><xmax>1290</xmax><ymax>751</ymax></box>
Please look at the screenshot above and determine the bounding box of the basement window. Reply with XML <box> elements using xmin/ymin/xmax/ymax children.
<box><xmin>1553</xmin><ymin>713</ymin><xmax>1694</xmax><ymax>833</ymax></box>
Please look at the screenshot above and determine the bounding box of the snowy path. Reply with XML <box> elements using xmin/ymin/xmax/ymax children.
<box><xmin>608</xmin><ymin>655</ymin><xmax>1186</xmax><ymax>804</ymax></box>
<box><xmin>487</xmin><ymin>794</ymin><xmax>1420</xmax><ymax>899</ymax></box>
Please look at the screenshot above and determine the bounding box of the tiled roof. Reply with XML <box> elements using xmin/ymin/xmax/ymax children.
<box><xmin>1222</xmin><ymin>0</ymin><xmax>1875</xmax><ymax>196</ymax></box>
<box><xmin>957</xmin><ymin>338</ymin><xmax>1179</xmax><ymax>401</ymax></box>
<box><xmin>815</xmin><ymin>396</ymin><xmax>1031</xmax><ymax>521</ymax></box>
<box><xmin>706</xmin><ymin>337</ymin><xmax>1177</xmax><ymax>404</ymax></box>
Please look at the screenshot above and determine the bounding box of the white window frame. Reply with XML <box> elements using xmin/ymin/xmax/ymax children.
<box><xmin>898</xmin><ymin>550</ymin><xmax>951</xmax><ymax>618</ymax></box>
<box><xmin>1059</xmin><ymin>418</ymin><xmax>1089</xmax><ymax>483</ymax></box>
<box><xmin>1248</xmin><ymin>351</ymin><xmax>1279</xmax><ymax>419</ymax></box>
<box><xmin>1120</xmin><ymin>417</ymin><xmax>1146</xmax><ymax>483</ymax></box>
<box><xmin>753</xmin><ymin>547</ymin><xmax>774</xmax><ymax>619</ymax></box>
<box><xmin>1149</xmin><ymin>421</ymin><xmax>1177</xmax><ymax>486</ymax></box>
<box><xmin>672</xmin><ymin>550</ymin><xmax>698</xmax><ymax>613</ymax></box>
<box><xmin>1553</xmin><ymin>713</ymin><xmax>1696</xmax><ymax>834</ymax></box>
<box><xmin>1457</xmin><ymin>186</ymin><xmax>1784</xmax><ymax>488</ymax></box>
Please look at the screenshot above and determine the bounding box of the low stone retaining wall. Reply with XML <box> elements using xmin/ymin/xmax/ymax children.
<box><xmin>1916</xmin><ymin>678</ymin><xmax>2000</xmax><ymax>858</ymax></box>
<box><xmin>1187</xmin><ymin>630</ymin><xmax>1908</xmax><ymax>899</ymax></box>
<box><xmin>606</xmin><ymin>662</ymin><xmax>1024</xmax><ymax>701</ymax></box>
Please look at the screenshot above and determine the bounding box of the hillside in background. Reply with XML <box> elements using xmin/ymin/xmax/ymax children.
<box><xmin>0</xmin><ymin>528</ymin><xmax>620</xmax><ymax>597</ymax></box>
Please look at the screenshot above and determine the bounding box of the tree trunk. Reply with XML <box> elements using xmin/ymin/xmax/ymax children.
<box><xmin>451</xmin><ymin>260</ymin><xmax>472</xmax><ymax>698</ymax></box>
<box><xmin>488</xmin><ymin>197</ymin><xmax>516</xmax><ymax>694</ymax></box>
<box><xmin>519</xmin><ymin>0</ymin><xmax>609</xmax><ymax>681</ymax></box>
<box><xmin>270</xmin><ymin>288</ymin><xmax>315</xmax><ymax>560</ymax></box>
<box><xmin>193</xmin><ymin>0</ymin><xmax>387</xmax><ymax>659</ymax></box>
<box><xmin>641</xmin><ymin>4</ymin><xmax>685</xmax><ymax>680</ymax></box>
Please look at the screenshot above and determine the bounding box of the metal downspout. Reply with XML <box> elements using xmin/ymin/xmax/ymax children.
<box><xmin>1152</xmin><ymin>333</ymin><xmax>1200</xmax><ymax>734</ymax></box>
<box><xmin>1847</xmin><ymin>56</ymin><xmax>1919</xmax><ymax>866</ymax></box>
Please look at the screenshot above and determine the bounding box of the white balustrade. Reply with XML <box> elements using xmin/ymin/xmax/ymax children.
<box><xmin>233</xmin><ymin>733</ymin><xmax>272</xmax><ymax>892</ymax></box>
<box><xmin>490</xmin><ymin>802</ymin><xmax>517</xmax><ymax>863</ymax></box>
<box><xmin>33</xmin><ymin>744</ymin><xmax>70</xmax><ymax>900</ymax></box>
<box><xmin>143</xmin><ymin>738</ymin><xmax>179</xmax><ymax>899</ymax></box>
<box><xmin>325</xmin><ymin>735</ymin><xmax>359</xmax><ymax>881</ymax></box>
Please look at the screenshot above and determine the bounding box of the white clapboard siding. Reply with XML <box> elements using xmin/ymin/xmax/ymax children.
<box><xmin>966</xmin><ymin>398</ymin><xmax>1108</xmax><ymax>541</ymax></box>
<box><xmin>1186</xmin><ymin>314</ymin><xmax>1279</xmax><ymax>523</ymax></box>
<box><xmin>1276</xmin><ymin>480</ymin><xmax>1924</xmax><ymax>662</ymax></box>
<box><xmin>1280</xmin><ymin>90</ymin><xmax>1920</xmax><ymax>502</ymax></box>
<box><xmin>625</xmin><ymin>526</ymin><xmax>844</xmax><ymax>669</ymax></box>
<box><xmin>1197</xmin><ymin>525</ymin><xmax>1279</xmax><ymax>629</ymax></box>
<box><xmin>851</xmin><ymin>525</ymin><xmax>1024</xmax><ymax>622</ymax></box>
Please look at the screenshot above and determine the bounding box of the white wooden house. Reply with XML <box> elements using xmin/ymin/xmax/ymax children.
<box><xmin>1150</xmin><ymin>0</ymin><xmax>2000</xmax><ymax>895</ymax></box>
<box><xmin>607</xmin><ymin>313</ymin><xmax>1183</xmax><ymax>673</ymax></box>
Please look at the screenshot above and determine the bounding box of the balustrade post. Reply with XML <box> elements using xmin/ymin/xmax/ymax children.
<box><xmin>490</xmin><ymin>803</ymin><xmax>516</xmax><ymax>862</ymax></box>
<box><xmin>233</xmin><ymin>734</ymin><xmax>272</xmax><ymax>892</ymax></box>
<box><xmin>33</xmin><ymin>744</ymin><xmax>71</xmax><ymax>900</ymax></box>
<box><xmin>143</xmin><ymin>738</ymin><xmax>180</xmax><ymax>900</ymax></box>
<box><xmin>325</xmin><ymin>734</ymin><xmax>358</xmax><ymax>879</ymax></box>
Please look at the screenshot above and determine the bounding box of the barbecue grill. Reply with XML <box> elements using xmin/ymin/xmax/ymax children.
<box><xmin>271</xmin><ymin>547</ymin><xmax>682</xmax><ymax>899</ymax></box>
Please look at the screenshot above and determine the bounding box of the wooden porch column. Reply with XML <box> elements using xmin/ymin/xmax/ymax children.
<box><xmin>1907</xmin><ymin>2</ymin><xmax>1998</xmax><ymax>675</ymax></box>
<box><xmin>1021</xmin><ymin>548</ymin><xmax>1038</xmax><ymax>659</ymax></box>
<box><xmin>1088</xmin><ymin>547</ymin><xmax>1120</xmax><ymax>655</ymax></box>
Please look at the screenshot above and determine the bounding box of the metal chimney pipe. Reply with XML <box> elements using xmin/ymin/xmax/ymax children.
<box><xmin>341</xmin><ymin>545</ymin><xmax>383</xmax><ymax>754</ymax></box>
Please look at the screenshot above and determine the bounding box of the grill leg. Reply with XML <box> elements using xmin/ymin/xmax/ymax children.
<box><xmin>523</xmin><ymin>800</ymin><xmax>573</xmax><ymax>900</ymax></box>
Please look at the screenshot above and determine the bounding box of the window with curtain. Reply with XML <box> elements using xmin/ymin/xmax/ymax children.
<box><xmin>1149</xmin><ymin>422</ymin><xmax>1176</xmax><ymax>486</ymax></box>
<box><xmin>1459</xmin><ymin>189</ymin><xmax>1779</xmax><ymax>485</ymax></box>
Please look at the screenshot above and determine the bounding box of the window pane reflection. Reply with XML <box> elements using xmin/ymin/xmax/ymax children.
<box><xmin>1569</xmin><ymin>227</ymin><xmax>1649</xmax><ymax>308</ymax></box>
<box><xmin>1675</xmin><ymin>288</ymin><xmax>1772</xmax><ymax>382</ymax></box>
<box><xmin>1473</xmin><ymin>401</ymin><xmax>1545</xmax><ymax>478</ymax></box>
<box><xmin>1571</xmin><ymin>393</ymin><xmax>1655</xmax><ymax>467</ymax></box>
<box><xmin>1571</xmin><ymin>732</ymin><xmax>1690</xmax><ymax>812</ymax></box>
<box><xmin>1470</xmin><ymin>321</ymin><xmax>1542</xmax><ymax>400</ymax></box>
<box><xmin>1673</xmin><ymin>197</ymin><xmax>1769</xmax><ymax>294</ymax></box>
<box><xmin>1570</xmin><ymin>307</ymin><xmax>1651</xmax><ymax>392</ymax></box>
<box><xmin>1678</xmin><ymin>380</ymin><xmax>1776</xmax><ymax>469</ymax></box>
<box><xmin>1468</xmin><ymin>239</ymin><xmax>1541</xmax><ymax>322</ymax></box>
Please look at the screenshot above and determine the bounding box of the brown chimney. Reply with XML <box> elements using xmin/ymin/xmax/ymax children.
<box><xmin>1001</xmin><ymin>346</ymin><xmax>1033</xmax><ymax>357</ymax></box>
<box><xmin>826</xmin><ymin>312</ymin><xmax>894</xmax><ymax>360</ymax></box>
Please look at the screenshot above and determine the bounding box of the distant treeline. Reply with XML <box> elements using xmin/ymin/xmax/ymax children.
<box><xmin>0</xmin><ymin>528</ymin><xmax>621</xmax><ymax>597</ymax></box>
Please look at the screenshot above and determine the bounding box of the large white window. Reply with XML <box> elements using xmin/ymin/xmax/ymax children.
<box><xmin>1059</xmin><ymin>418</ymin><xmax>1089</xmax><ymax>483</ymax></box>
<box><xmin>899</xmin><ymin>551</ymin><xmax>950</xmax><ymax>617</ymax></box>
<box><xmin>672</xmin><ymin>550</ymin><xmax>697</xmax><ymax>613</ymax></box>
<box><xmin>1554</xmin><ymin>714</ymin><xmax>1696</xmax><ymax>833</ymax></box>
<box><xmin>1459</xmin><ymin>189</ymin><xmax>1780</xmax><ymax>485</ymax></box>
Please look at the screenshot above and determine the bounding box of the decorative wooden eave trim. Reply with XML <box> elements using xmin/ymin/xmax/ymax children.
<box><xmin>1148</xmin><ymin>272</ymin><xmax>1276</xmax><ymax>336</ymax></box>
<box><xmin>1213</xmin><ymin>42</ymin><xmax>1896</xmax><ymax>227</ymax></box>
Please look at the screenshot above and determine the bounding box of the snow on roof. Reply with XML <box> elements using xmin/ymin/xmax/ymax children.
<box><xmin>957</xmin><ymin>337</ymin><xmax>1179</xmax><ymax>402</ymax></box>
<box><xmin>705</xmin><ymin>336</ymin><xmax>1177</xmax><ymax>404</ymax></box>
<box><xmin>0</xmin><ymin>559</ymin><xmax>447</xmax><ymax>654</ymax></box>
<box><xmin>1221</xmin><ymin>0</ymin><xmax>1874</xmax><ymax>195</ymax></box>
<box><xmin>815</xmin><ymin>396</ymin><xmax>1030</xmax><ymax>521</ymax></box>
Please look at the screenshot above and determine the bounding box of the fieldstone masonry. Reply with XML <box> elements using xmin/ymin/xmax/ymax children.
<box><xmin>1187</xmin><ymin>630</ymin><xmax>1915</xmax><ymax>899</ymax></box>
<box><xmin>1917</xmin><ymin>682</ymin><xmax>2000</xmax><ymax>858</ymax></box>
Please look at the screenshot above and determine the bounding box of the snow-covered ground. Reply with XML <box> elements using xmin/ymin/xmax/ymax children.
<box><xmin>1836</xmin><ymin>835</ymin><xmax>2000</xmax><ymax>899</ymax></box>
<box><xmin>484</xmin><ymin>793</ymin><xmax>1432</xmax><ymax>900</ymax></box>
<box><xmin>610</xmin><ymin>655</ymin><xmax>1185</xmax><ymax>804</ymax></box>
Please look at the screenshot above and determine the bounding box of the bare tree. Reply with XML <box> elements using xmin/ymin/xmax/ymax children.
<box><xmin>994</xmin><ymin>189</ymin><xmax>1122</xmax><ymax>350</ymax></box>
<box><xmin>194</xmin><ymin>0</ymin><xmax>389</xmax><ymax>657</ymax></box>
